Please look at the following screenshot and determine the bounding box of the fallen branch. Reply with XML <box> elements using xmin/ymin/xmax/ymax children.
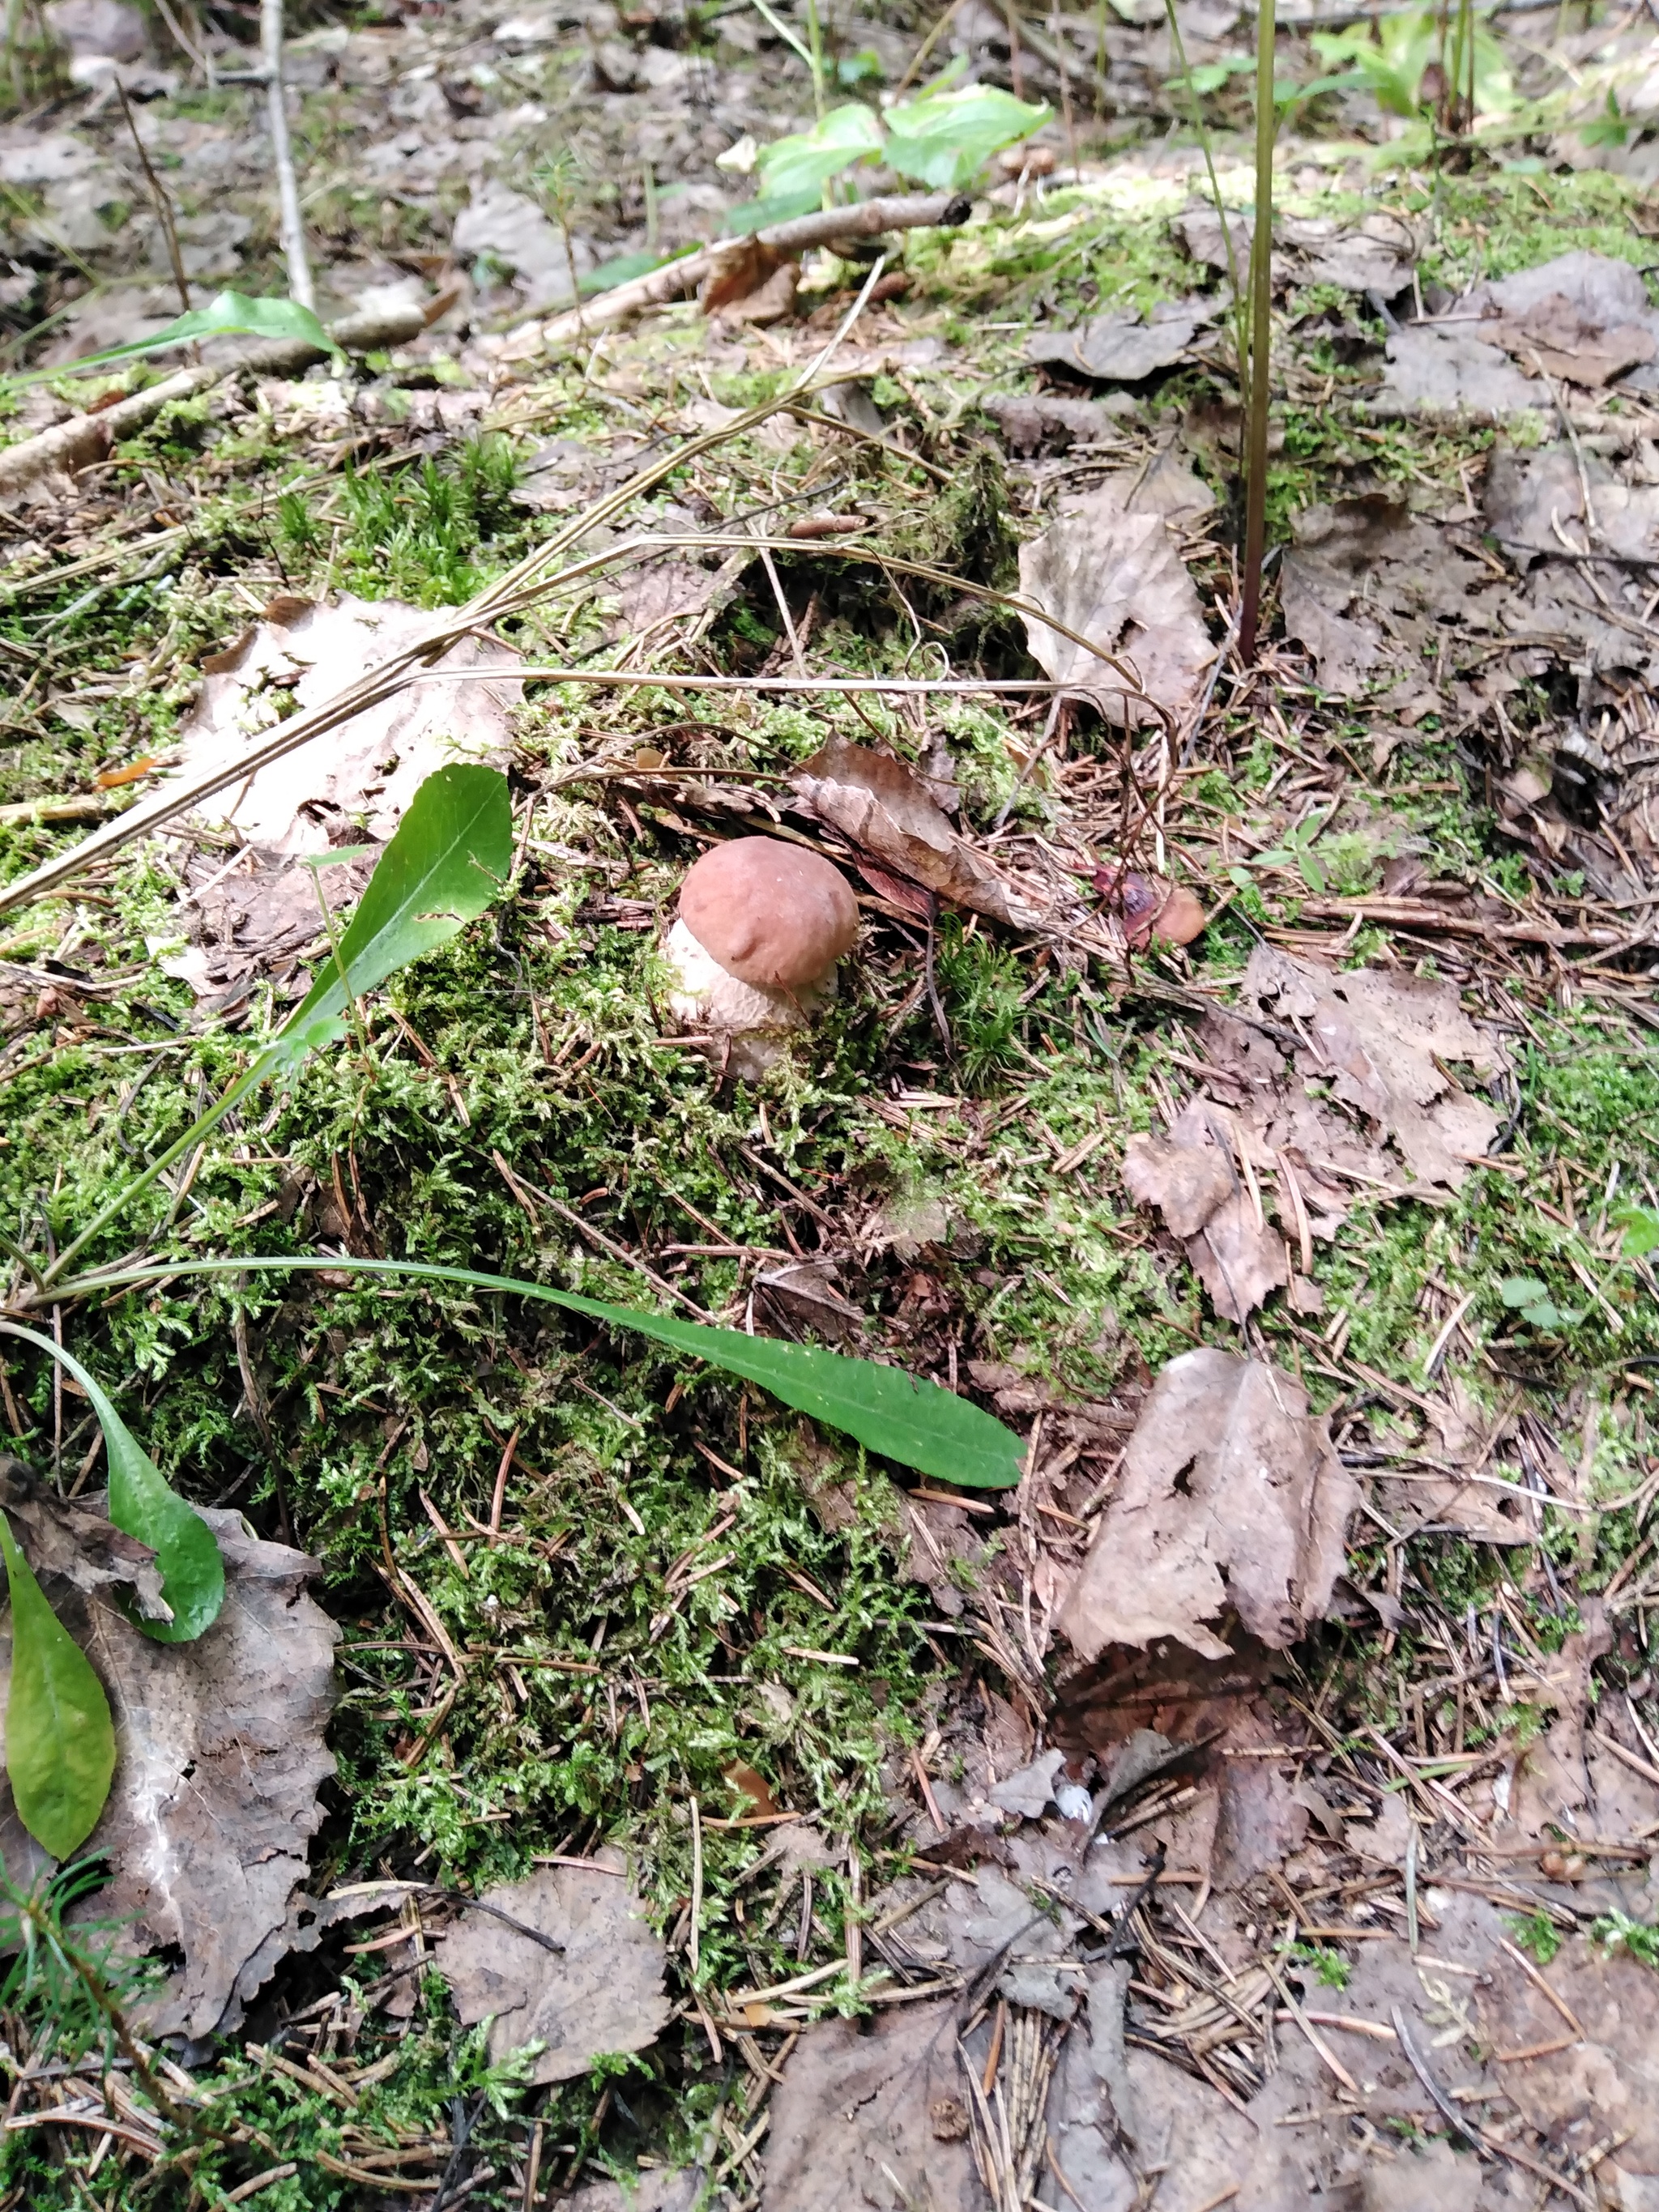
<box><xmin>1294</xmin><ymin>894</ymin><xmax>1634</xmax><ymax>949</ymax></box>
<box><xmin>531</xmin><ymin>191</ymin><xmax>972</xmax><ymax>352</ymax></box>
<box><xmin>0</xmin><ymin>300</ymin><xmax>440</xmax><ymax>496</ymax></box>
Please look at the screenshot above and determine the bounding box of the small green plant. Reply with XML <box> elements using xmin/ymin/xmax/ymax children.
<box><xmin>1306</xmin><ymin>5</ymin><xmax>1516</xmax><ymax>143</ymax></box>
<box><xmin>0</xmin><ymin>289</ymin><xmax>335</xmax><ymax>399</ymax></box>
<box><xmin>732</xmin><ymin>69</ymin><xmax>1050</xmax><ymax>231</ymax></box>
<box><xmin>836</xmin><ymin>49</ymin><xmax>883</xmax><ymax>88</ymax></box>
<box><xmin>1499</xmin><ymin>1276</ymin><xmax>1583</xmax><ymax>1333</ymax></box>
<box><xmin>1505</xmin><ymin>1910</ymin><xmax>1562</xmax><ymax>1966</ymax></box>
<box><xmin>1229</xmin><ymin>813</ymin><xmax>1331</xmax><ymax>895</ymax></box>
<box><xmin>1590</xmin><ymin>1909</ymin><xmax>1659</xmax><ymax>1967</ymax></box>
<box><xmin>1616</xmin><ymin>1203</ymin><xmax>1659</xmax><ymax>1259</ymax></box>
<box><xmin>1286</xmin><ymin>1941</ymin><xmax>1351</xmax><ymax>1989</ymax></box>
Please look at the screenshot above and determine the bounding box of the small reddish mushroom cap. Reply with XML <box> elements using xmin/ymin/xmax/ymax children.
<box><xmin>679</xmin><ymin>837</ymin><xmax>858</xmax><ymax>991</ymax></box>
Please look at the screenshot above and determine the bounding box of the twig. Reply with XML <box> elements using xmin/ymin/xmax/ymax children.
<box><xmin>1390</xmin><ymin>2006</ymin><xmax>1595</xmax><ymax>2210</ymax></box>
<box><xmin>1495</xmin><ymin>1936</ymin><xmax>1586</xmax><ymax>2040</ymax></box>
<box><xmin>1262</xmin><ymin>1958</ymin><xmax>1358</xmax><ymax>2095</ymax></box>
<box><xmin>115</xmin><ymin>79</ymin><xmax>190</xmax><ymax>315</ymax></box>
<box><xmin>261</xmin><ymin>0</ymin><xmax>314</xmax><ymax>310</ymax></box>
<box><xmin>533</xmin><ymin>193</ymin><xmax>971</xmax><ymax>351</ymax></box>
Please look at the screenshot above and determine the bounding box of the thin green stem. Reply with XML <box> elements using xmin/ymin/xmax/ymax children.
<box><xmin>1162</xmin><ymin>0</ymin><xmax>1247</xmax><ymax>398</ymax></box>
<box><xmin>41</xmin><ymin>1058</ymin><xmax>269</xmax><ymax>1291</ymax></box>
<box><xmin>747</xmin><ymin>0</ymin><xmax>817</xmax><ymax>80</ymax></box>
<box><xmin>1238</xmin><ymin>0</ymin><xmax>1277</xmax><ymax>667</ymax></box>
<box><xmin>804</xmin><ymin>0</ymin><xmax>826</xmax><ymax>118</ymax></box>
<box><xmin>0</xmin><ymin>1235</ymin><xmax>47</xmax><ymax>1297</ymax></box>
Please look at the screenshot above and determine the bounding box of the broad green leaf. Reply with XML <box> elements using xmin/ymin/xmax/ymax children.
<box><xmin>76</xmin><ymin>1258</ymin><xmax>1028</xmax><ymax>1489</ymax></box>
<box><xmin>0</xmin><ymin>1513</ymin><xmax>114</xmax><ymax>1860</ymax></box>
<box><xmin>8</xmin><ymin>290</ymin><xmax>338</xmax><ymax>394</ymax></box>
<box><xmin>268</xmin><ymin>763</ymin><xmax>512</xmax><ymax>1073</ymax></box>
<box><xmin>1175</xmin><ymin>54</ymin><xmax>1255</xmax><ymax>94</ymax></box>
<box><xmin>754</xmin><ymin>103</ymin><xmax>884</xmax><ymax>205</ymax></box>
<box><xmin>1617</xmin><ymin>1204</ymin><xmax>1659</xmax><ymax>1259</ymax></box>
<box><xmin>885</xmin><ymin>83</ymin><xmax>1051</xmax><ymax>190</ymax></box>
<box><xmin>1499</xmin><ymin>1276</ymin><xmax>1549</xmax><ymax>1307</ymax></box>
<box><xmin>0</xmin><ymin>1323</ymin><xmax>222</xmax><ymax>1643</ymax></box>
<box><xmin>546</xmin><ymin>1284</ymin><xmax>1024</xmax><ymax>1489</ymax></box>
<box><xmin>1523</xmin><ymin>1299</ymin><xmax>1580</xmax><ymax>1331</ymax></box>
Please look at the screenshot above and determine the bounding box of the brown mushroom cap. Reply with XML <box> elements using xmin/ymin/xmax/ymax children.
<box><xmin>678</xmin><ymin>838</ymin><xmax>858</xmax><ymax>991</ymax></box>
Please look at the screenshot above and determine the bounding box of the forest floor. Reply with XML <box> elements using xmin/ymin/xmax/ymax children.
<box><xmin>2</xmin><ymin>2</ymin><xmax>1659</xmax><ymax>2208</ymax></box>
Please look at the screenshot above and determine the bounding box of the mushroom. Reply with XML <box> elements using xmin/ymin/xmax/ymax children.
<box><xmin>665</xmin><ymin>837</ymin><xmax>859</xmax><ymax>1077</ymax></box>
<box><xmin>1094</xmin><ymin>864</ymin><xmax>1206</xmax><ymax>949</ymax></box>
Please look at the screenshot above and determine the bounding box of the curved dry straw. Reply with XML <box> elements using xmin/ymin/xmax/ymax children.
<box><xmin>0</xmin><ymin>441</ymin><xmax>1166</xmax><ymax>921</ymax></box>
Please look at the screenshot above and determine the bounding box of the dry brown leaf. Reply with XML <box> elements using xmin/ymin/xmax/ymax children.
<box><xmin>790</xmin><ymin>735</ymin><xmax>1041</xmax><ymax>928</ymax></box>
<box><xmin>431</xmin><ymin>1850</ymin><xmax>671</xmax><ymax>2084</ymax></box>
<box><xmin>1470</xmin><ymin>249</ymin><xmax>1659</xmax><ymax>390</ymax></box>
<box><xmin>0</xmin><ymin>1457</ymin><xmax>169</xmax><ymax>1624</ymax></box>
<box><xmin>0</xmin><ymin>1488</ymin><xmax>338</xmax><ymax>2041</ymax></box>
<box><xmin>1176</xmin><ymin>207</ymin><xmax>1416</xmax><ymax>298</ymax></box>
<box><xmin>1278</xmin><ymin>211</ymin><xmax>1418</xmax><ymax>296</ymax></box>
<box><xmin>176</xmin><ymin>593</ymin><xmax>518</xmax><ymax>855</ymax></box>
<box><xmin>1486</xmin><ymin>441</ymin><xmax>1659</xmax><ymax>566</ymax></box>
<box><xmin>1371</xmin><ymin>324</ymin><xmax>1548</xmax><ymax>419</ymax></box>
<box><xmin>1058</xmin><ymin>1347</ymin><xmax>1354</xmax><ymax>1664</ymax></box>
<box><xmin>1123</xmin><ymin>1099</ymin><xmax>1287</xmax><ymax>1323</ymax></box>
<box><xmin>761</xmin><ymin>1999</ymin><xmax>981</xmax><ymax>2211</ymax></box>
<box><xmin>700</xmin><ymin>237</ymin><xmax>788</xmax><ymax>315</ymax></box>
<box><xmin>1025</xmin><ymin>298</ymin><xmax>1210</xmax><ymax>382</ymax></box>
<box><xmin>1017</xmin><ymin>470</ymin><xmax>1215</xmax><ymax>726</ymax></box>
<box><xmin>982</xmin><ymin>391</ymin><xmax>1126</xmax><ymax>455</ymax></box>
<box><xmin>1233</xmin><ymin>944</ymin><xmax>1502</xmax><ymax>1194</ymax></box>
<box><xmin>165</xmin><ymin>592</ymin><xmax>519</xmax><ymax>1002</ymax></box>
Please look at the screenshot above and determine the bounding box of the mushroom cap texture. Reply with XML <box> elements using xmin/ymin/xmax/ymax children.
<box><xmin>678</xmin><ymin>838</ymin><xmax>858</xmax><ymax>990</ymax></box>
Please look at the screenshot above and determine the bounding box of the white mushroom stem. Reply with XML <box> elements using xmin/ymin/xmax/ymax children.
<box><xmin>664</xmin><ymin>918</ymin><xmax>835</xmax><ymax>1078</ymax></box>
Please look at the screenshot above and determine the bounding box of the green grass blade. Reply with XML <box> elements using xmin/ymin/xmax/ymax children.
<box><xmin>0</xmin><ymin>1513</ymin><xmax>115</xmax><ymax>1860</ymax></box>
<box><xmin>0</xmin><ymin>1325</ymin><xmax>223</xmax><ymax>1642</ymax></box>
<box><xmin>60</xmin><ymin>1257</ymin><xmax>1028</xmax><ymax>1490</ymax></box>
<box><xmin>2</xmin><ymin>289</ymin><xmax>337</xmax><ymax>394</ymax></box>
<box><xmin>49</xmin><ymin>764</ymin><xmax>514</xmax><ymax>1281</ymax></box>
<box><xmin>272</xmin><ymin>762</ymin><xmax>513</xmax><ymax>1070</ymax></box>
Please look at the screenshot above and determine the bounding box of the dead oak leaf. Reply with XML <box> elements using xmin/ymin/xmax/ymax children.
<box><xmin>1057</xmin><ymin>1346</ymin><xmax>1354</xmax><ymax>1664</ymax></box>
<box><xmin>1017</xmin><ymin>471</ymin><xmax>1214</xmax><ymax>727</ymax></box>
<box><xmin>790</xmin><ymin>735</ymin><xmax>1040</xmax><ymax>929</ymax></box>
<box><xmin>761</xmin><ymin>1997</ymin><xmax>980</xmax><ymax>2211</ymax></box>
<box><xmin>1025</xmin><ymin>298</ymin><xmax>1211</xmax><ymax>382</ymax></box>
<box><xmin>177</xmin><ymin>593</ymin><xmax>518</xmax><ymax>857</ymax></box>
<box><xmin>166</xmin><ymin>592</ymin><xmax>520</xmax><ymax>1004</ymax></box>
<box><xmin>431</xmin><ymin>1851</ymin><xmax>671</xmax><ymax>2085</ymax></box>
<box><xmin>1234</xmin><ymin>944</ymin><xmax>1501</xmax><ymax>1194</ymax></box>
<box><xmin>1123</xmin><ymin>1099</ymin><xmax>1287</xmax><ymax>1323</ymax></box>
<box><xmin>1470</xmin><ymin>248</ymin><xmax>1659</xmax><ymax>391</ymax></box>
<box><xmin>0</xmin><ymin>1496</ymin><xmax>338</xmax><ymax>2042</ymax></box>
